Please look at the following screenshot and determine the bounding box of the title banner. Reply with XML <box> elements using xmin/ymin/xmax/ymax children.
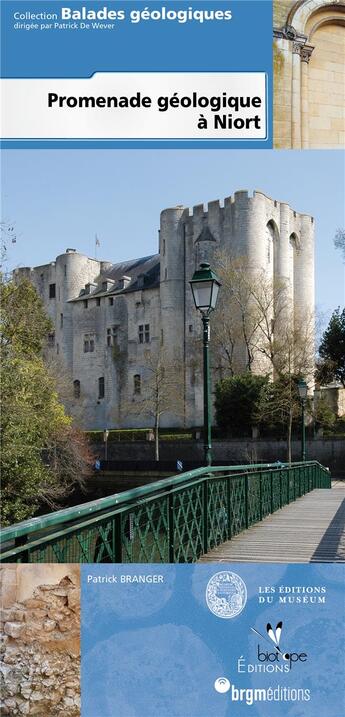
<box><xmin>0</xmin><ymin>0</ymin><xmax>273</xmax><ymax>148</ymax></box>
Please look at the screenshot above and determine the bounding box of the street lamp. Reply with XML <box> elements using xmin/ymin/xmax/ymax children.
<box><xmin>297</xmin><ymin>379</ymin><xmax>308</xmax><ymax>462</ymax></box>
<box><xmin>190</xmin><ymin>262</ymin><xmax>221</xmax><ymax>466</ymax></box>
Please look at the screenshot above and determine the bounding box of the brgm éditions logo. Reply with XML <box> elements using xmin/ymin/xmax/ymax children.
<box><xmin>206</xmin><ymin>571</ymin><xmax>247</xmax><ymax>618</ymax></box>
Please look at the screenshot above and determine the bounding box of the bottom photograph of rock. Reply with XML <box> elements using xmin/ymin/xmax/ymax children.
<box><xmin>0</xmin><ymin>564</ymin><xmax>80</xmax><ymax>716</ymax></box>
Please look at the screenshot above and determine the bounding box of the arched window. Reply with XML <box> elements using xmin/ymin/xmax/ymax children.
<box><xmin>265</xmin><ymin>220</ymin><xmax>279</xmax><ymax>278</ymax></box>
<box><xmin>73</xmin><ymin>380</ymin><xmax>80</xmax><ymax>399</ymax></box>
<box><xmin>98</xmin><ymin>377</ymin><xmax>105</xmax><ymax>399</ymax></box>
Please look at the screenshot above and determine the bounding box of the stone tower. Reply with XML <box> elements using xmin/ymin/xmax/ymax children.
<box><xmin>159</xmin><ymin>190</ymin><xmax>314</xmax><ymax>426</ymax></box>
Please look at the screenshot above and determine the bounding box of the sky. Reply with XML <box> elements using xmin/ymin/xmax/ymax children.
<box><xmin>1</xmin><ymin>149</ymin><xmax>344</xmax><ymax>324</ymax></box>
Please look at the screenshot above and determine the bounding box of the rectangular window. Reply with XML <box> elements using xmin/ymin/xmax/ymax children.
<box><xmin>138</xmin><ymin>325</ymin><xmax>144</xmax><ymax>344</ymax></box>
<box><xmin>60</xmin><ymin>313</ymin><xmax>63</xmax><ymax>328</ymax></box>
<box><xmin>96</xmin><ymin>297</ymin><xmax>101</xmax><ymax>306</ymax></box>
<box><xmin>84</xmin><ymin>334</ymin><xmax>95</xmax><ymax>353</ymax></box>
<box><xmin>98</xmin><ymin>376</ymin><xmax>105</xmax><ymax>399</ymax></box>
<box><xmin>107</xmin><ymin>326</ymin><xmax>118</xmax><ymax>347</ymax></box>
<box><xmin>49</xmin><ymin>283</ymin><xmax>56</xmax><ymax>299</ymax></box>
<box><xmin>134</xmin><ymin>374</ymin><xmax>141</xmax><ymax>395</ymax></box>
<box><xmin>145</xmin><ymin>324</ymin><xmax>150</xmax><ymax>343</ymax></box>
<box><xmin>109</xmin><ymin>297</ymin><xmax>114</xmax><ymax>306</ymax></box>
<box><xmin>83</xmin><ymin>299</ymin><xmax>88</xmax><ymax>309</ymax></box>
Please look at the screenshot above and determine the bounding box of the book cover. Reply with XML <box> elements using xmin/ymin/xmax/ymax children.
<box><xmin>1</xmin><ymin>1</ymin><xmax>344</xmax><ymax>716</ymax></box>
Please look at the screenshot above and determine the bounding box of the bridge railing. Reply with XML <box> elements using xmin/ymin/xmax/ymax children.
<box><xmin>0</xmin><ymin>461</ymin><xmax>331</xmax><ymax>564</ymax></box>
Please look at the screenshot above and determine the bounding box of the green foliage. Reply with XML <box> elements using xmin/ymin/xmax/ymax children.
<box><xmin>215</xmin><ymin>374</ymin><xmax>268</xmax><ymax>437</ymax></box>
<box><xmin>318</xmin><ymin>307</ymin><xmax>345</xmax><ymax>387</ymax></box>
<box><xmin>1</xmin><ymin>356</ymin><xmax>71</xmax><ymax>524</ymax></box>
<box><xmin>1</xmin><ymin>278</ymin><xmax>52</xmax><ymax>358</ymax></box>
<box><xmin>0</xmin><ymin>277</ymin><xmax>91</xmax><ymax>526</ymax></box>
<box><xmin>313</xmin><ymin>396</ymin><xmax>336</xmax><ymax>431</ymax></box>
<box><xmin>255</xmin><ymin>374</ymin><xmax>304</xmax><ymax>437</ymax></box>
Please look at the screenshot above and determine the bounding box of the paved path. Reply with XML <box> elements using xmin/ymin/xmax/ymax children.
<box><xmin>199</xmin><ymin>482</ymin><xmax>345</xmax><ymax>563</ymax></box>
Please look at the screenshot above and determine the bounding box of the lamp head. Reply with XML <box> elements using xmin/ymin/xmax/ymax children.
<box><xmin>190</xmin><ymin>262</ymin><xmax>221</xmax><ymax>315</ymax></box>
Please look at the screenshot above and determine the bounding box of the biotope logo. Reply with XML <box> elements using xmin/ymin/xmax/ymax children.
<box><xmin>250</xmin><ymin>620</ymin><xmax>308</xmax><ymax>671</ymax></box>
<box><xmin>206</xmin><ymin>571</ymin><xmax>247</xmax><ymax>618</ymax></box>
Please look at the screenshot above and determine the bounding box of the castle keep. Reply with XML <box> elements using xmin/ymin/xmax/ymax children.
<box><xmin>15</xmin><ymin>190</ymin><xmax>315</xmax><ymax>430</ymax></box>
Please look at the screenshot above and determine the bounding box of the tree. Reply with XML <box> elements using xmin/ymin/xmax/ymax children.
<box><xmin>125</xmin><ymin>348</ymin><xmax>184</xmax><ymax>461</ymax></box>
<box><xmin>215</xmin><ymin>374</ymin><xmax>268</xmax><ymax>437</ymax></box>
<box><xmin>255</xmin><ymin>374</ymin><xmax>306</xmax><ymax>445</ymax></box>
<box><xmin>213</xmin><ymin>254</ymin><xmax>264</xmax><ymax>374</ymax></box>
<box><xmin>0</xmin><ymin>277</ymin><xmax>92</xmax><ymax>525</ymax></box>
<box><xmin>313</xmin><ymin>395</ymin><xmax>336</xmax><ymax>433</ymax></box>
<box><xmin>317</xmin><ymin>307</ymin><xmax>345</xmax><ymax>387</ymax></box>
<box><xmin>213</xmin><ymin>252</ymin><xmax>290</xmax><ymax>377</ymax></box>
<box><xmin>255</xmin><ymin>310</ymin><xmax>315</xmax><ymax>462</ymax></box>
<box><xmin>212</xmin><ymin>251</ymin><xmax>315</xmax><ymax>461</ymax></box>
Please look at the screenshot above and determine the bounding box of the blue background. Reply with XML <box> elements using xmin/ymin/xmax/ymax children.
<box><xmin>1</xmin><ymin>0</ymin><xmax>273</xmax><ymax>148</ymax></box>
<box><xmin>81</xmin><ymin>563</ymin><xmax>344</xmax><ymax>717</ymax></box>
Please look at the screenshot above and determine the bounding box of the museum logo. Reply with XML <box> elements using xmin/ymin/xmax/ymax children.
<box><xmin>206</xmin><ymin>571</ymin><xmax>247</xmax><ymax>619</ymax></box>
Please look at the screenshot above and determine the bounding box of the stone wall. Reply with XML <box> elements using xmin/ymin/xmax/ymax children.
<box><xmin>0</xmin><ymin>567</ymin><xmax>80</xmax><ymax>716</ymax></box>
<box><xmin>91</xmin><ymin>438</ymin><xmax>345</xmax><ymax>475</ymax></box>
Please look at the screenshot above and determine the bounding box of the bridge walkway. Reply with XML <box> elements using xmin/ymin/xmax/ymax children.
<box><xmin>199</xmin><ymin>482</ymin><xmax>345</xmax><ymax>563</ymax></box>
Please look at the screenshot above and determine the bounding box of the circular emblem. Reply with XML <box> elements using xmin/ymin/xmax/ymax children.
<box><xmin>214</xmin><ymin>677</ymin><xmax>231</xmax><ymax>694</ymax></box>
<box><xmin>206</xmin><ymin>571</ymin><xmax>247</xmax><ymax>619</ymax></box>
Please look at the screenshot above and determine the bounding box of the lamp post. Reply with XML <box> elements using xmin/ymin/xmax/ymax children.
<box><xmin>297</xmin><ymin>379</ymin><xmax>307</xmax><ymax>462</ymax></box>
<box><xmin>190</xmin><ymin>262</ymin><xmax>221</xmax><ymax>466</ymax></box>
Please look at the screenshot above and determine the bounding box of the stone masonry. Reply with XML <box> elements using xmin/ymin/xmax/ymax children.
<box><xmin>14</xmin><ymin>190</ymin><xmax>315</xmax><ymax>430</ymax></box>
<box><xmin>0</xmin><ymin>568</ymin><xmax>80</xmax><ymax>716</ymax></box>
<box><xmin>274</xmin><ymin>0</ymin><xmax>345</xmax><ymax>148</ymax></box>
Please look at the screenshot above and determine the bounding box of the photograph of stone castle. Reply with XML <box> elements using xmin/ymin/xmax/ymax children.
<box><xmin>273</xmin><ymin>0</ymin><xmax>345</xmax><ymax>148</ymax></box>
<box><xmin>1</xmin><ymin>149</ymin><xmax>344</xmax><ymax>565</ymax></box>
<box><xmin>13</xmin><ymin>189</ymin><xmax>316</xmax><ymax>433</ymax></box>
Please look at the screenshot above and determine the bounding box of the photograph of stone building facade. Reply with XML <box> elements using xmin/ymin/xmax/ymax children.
<box><xmin>14</xmin><ymin>189</ymin><xmax>315</xmax><ymax>431</ymax></box>
<box><xmin>274</xmin><ymin>0</ymin><xmax>345</xmax><ymax>148</ymax></box>
<box><xmin>0</xmin><ymin>564</ymin><xmax>80</xmax><ymax>716</ymax></box>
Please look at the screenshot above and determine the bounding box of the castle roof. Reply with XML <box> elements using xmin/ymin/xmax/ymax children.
<box><xmin>70</xmin><ymin>254</ymin><xmax>160</xmax><ymax>301</ymax></box>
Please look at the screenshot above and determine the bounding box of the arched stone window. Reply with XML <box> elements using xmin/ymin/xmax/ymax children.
<box><xmin>266</xmin><ymin>220</ymin><xmax>279</xmax><ymax>279</ymax></box>
<box><xmin>274</xmin><ymin>0</ymin><xmax>345</xmax><ymax>148</ymax></box>
<box><xmin>289</xmin><ymin>232</ymin><xmax>300</xmax><ymax>314</ymax></box>
<box><xmin>98</xmin><ymin>377</ymin><xmax>105</xmax><ymax>399</ymax></box>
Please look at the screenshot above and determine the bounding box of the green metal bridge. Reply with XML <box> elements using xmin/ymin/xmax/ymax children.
<box><xmin>0</xmin><ymin>461</ymin><xmax>331</xmax><ymax>564</ymax></box>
